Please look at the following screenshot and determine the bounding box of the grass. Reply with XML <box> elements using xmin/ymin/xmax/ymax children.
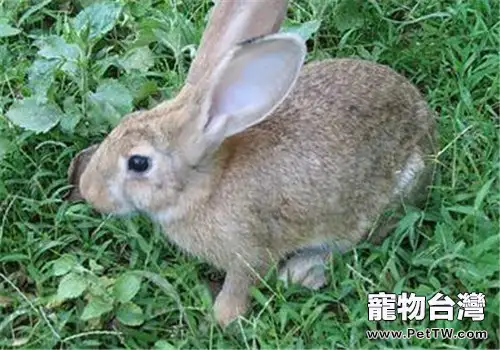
<box><xmin>0</xmin><ymin>0</ymin><xmax>498</xmax><ymax>348</ymax></box>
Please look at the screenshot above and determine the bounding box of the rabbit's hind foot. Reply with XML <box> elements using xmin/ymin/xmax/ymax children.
<box><xmin>278</xmin><ymin>245</ymin><xmax>331</xmax><ymax>290</ymax></box>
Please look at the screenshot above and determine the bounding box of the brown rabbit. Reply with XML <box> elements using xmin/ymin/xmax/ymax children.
<box><xmin>67</xmin><ymin>3</ymin><xmax>437</xmax><ymax>327</ymax></box>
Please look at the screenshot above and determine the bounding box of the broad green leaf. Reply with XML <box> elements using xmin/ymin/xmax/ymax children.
<box><xmin>333</xmin><ymin>0</ymin><xmax>365</xmax><ymax>32</ymax></box>
<box><xmin>0</xmin><ymin>137</ymin><xmax>11</xmax><ymax>159</ymax></box>
<box><xmin>281</xmin><ymin>20</ymin><xmax>322</xmax><ymax>41</ymax></box>
<box><xmin>60</xmin><ymin>96</ymin><xmax>83</xmax><ymax>134</ymax></box>
<box><xmin>120</xmin><ymin>73</ymin><xmax>158</xmax><ymax>102</ymax></box>
<box><xmin>78</xmin><ymin>0</ymin><xmax>101</xmax><ymax>7</ymax></box>
<box><xmin>152</xmin><ymin>12</ymin><xmax>195</xmax><ymax>58</ymax></box>
<box><xmin>89</xmin><ymin>259</ymin><xmax>104</xmax><ymax>273</ymax></box>
<box><xmin>73</xmin><ymin>1</ymin><xmax>123</xmax><ymax>41</ymax></box>
<box><xmin>113</xmin><ymin>273</ymin><xmax>142</xmax><ymax>303</ymax></box>
<box><xmin>134</xmin><ymin>18</ymin><xmax>164</xmax><ymax>47</ymax></box>
<box><xmin>119</xmin><ymin>46</ymin><xmax>154</xmax><ymax>73</ymax></box>
<box><xmin>0</xmin><ymin>19</ymin><xmax>21</xmax><ymax>37</ymax></box>
<box><xmin>52</xmin><ymin>254</ymin><xmax>78</xmax><ymax>276</ymax></box>
<box><xmin>87</xmin><ymin>276</ymin><xmax>115</xmax><ymax>297</ymax></box>
<box><xmin>6</xmin><ymin>97</ymin><xmax>63</xmax><ymax>133</ymax></box>
<box><xmin>28</xmin><ymin>59</ymin><xmax>58</xmax><ymax>97</ymax></box>
<box><xmin>57</xmin><ymin>272</ymin><xmax>88</xmax><ymax>300</ymax></box>
<box><xmin>0</xmin><ymin>45</ymin><xmax>11</xmax><ymax>74</ymax></box>
<box><xmin>35</xmin><ymin>36</ymin><xmax>80</xmax><ymax>76</ymax></box>
<box><xmin>80</xmin><ymin>295</ymin><xmax>113</xmax><ymax>320</ymax></box>
<box><xmin>36</xmin><ymin>35</ymin><xmax>80</xmax><ymax>60</ymax></box>
<box><xmin>88</xmin><ymin>80</ymin><xmax>133</xmax><ymax>125</ymax></box>
<box><xmin>116</xmin><ymin>302</ymin><xmax>145</xmax><ymax>326</ymax></box>
<box><xmin>93</xmin><ymin>54</ymin><xmax>119</xmax><ymax>79</ymax></box>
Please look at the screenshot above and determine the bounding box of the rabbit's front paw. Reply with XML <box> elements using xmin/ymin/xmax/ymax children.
<box><xmin>213</xmin><ymin>290</ymin><xmax>248</xmax><ymax>327</ymax></box>
<box><xmin>279</xmin><ymin>253</ymin><xmax>327</xmax><ymax>290</ymax></box>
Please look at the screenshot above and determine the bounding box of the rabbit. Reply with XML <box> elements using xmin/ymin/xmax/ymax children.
<box><xmin>66</xmin><ymin>3</ymin><xmax>437</xmax><ymax>327</ymax></box>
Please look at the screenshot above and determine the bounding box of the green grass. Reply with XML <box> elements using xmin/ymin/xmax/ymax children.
<box><xmin>0</xmin><ymin>0</ymin><xmax>498</xmax><ymax>348</ymax></box>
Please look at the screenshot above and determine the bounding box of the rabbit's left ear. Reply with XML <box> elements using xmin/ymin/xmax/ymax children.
<box><xmin>186</xmin><ymin>0</ymin><xmax>289</xmax><ymax>86</ymax></box>
<box><xmin>203</xmin><ymin>33</ymin><xmax>306</xmax><ymax>139</ymax></box>
<box><xmin>65</xmin><ymin>144</ymin><xmax>99</xmax><ymax>201</ymax></box>
<box><xmin>182</xmin><ymin>33</ymin><xmax>306</xmax><ymax>164</ymax></box>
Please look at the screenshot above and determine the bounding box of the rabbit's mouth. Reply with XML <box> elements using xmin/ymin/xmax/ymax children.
<box><xmin>81</xmin><ymin>187</ymin><xmax>118</xmax><ymax>214</ymax></box>
<box><xmin>95</xmin><ymin>179</ymin><xmax>137</xmax><ymax>215</ymax></box>
<box><xmin>84</xmin><ymin>193</ymin><xmax>135</xmax><ymax>217</ymax></box>
<box><xmin>73</xmin><ymin>165</ymin><xmax>128</xmax><ymax>216</ymax></box>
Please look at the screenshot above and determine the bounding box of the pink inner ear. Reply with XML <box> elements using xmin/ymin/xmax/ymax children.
<box><xmin>208</xmin><ymin>82</ymin><xmax>264</xmax><ymax>127</ymax></box>
<box><xmin>208</xmin><ymin>53</ymin><xmax>285</xmax><ymax>121</ymax></box>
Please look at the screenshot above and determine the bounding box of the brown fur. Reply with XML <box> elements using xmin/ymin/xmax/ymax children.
<box><xmin>68</xmin><ymin>54</ymin><xmax>437</xmax><ymax>326</ymax></box>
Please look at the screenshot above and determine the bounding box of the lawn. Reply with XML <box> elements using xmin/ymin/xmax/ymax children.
<box><xmin>0</xmin><ymin>0</ymin><xmax>498</xmax><ymax>348</ymax></box>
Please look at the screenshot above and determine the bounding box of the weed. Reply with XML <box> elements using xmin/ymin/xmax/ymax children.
<box><xmin>0</xmin><ymin>0</ymin><xmax>498</xmax><ymax>348</ymax></box>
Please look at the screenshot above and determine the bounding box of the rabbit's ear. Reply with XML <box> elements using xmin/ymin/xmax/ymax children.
<box><xmin>188</xmin><ymin>33</ymin><xmax>305</xmax><ymax>158</ymax></box>
<box><xmin>186</xmin><ymin>0</ymin><xmax>289</xmax><ymax>86</ymax></box>
<box><xmin>64</xmin><ymin>144</ymin><xmax>99</xmax><ymax>201</ymax></box>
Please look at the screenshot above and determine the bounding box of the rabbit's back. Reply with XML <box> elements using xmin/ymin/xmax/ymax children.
<box><xmin>255</xmin><ymin>58</ymin><xmax>432</xmax><ymax>152</ymax></box>
<box><xmin>211</xmin><ymin>58</ymin><xmax>435</xmax><ymax>255</ymax></box>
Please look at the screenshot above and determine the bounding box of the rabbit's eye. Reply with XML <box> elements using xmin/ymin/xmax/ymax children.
<box><xmin>128</xmin><ymin>155</ymin><xmax>151</xmax><ymax>173</ymax></box>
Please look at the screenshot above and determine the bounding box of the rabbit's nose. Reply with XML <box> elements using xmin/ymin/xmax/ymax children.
<box><xmin>85</xmin><ymin>187</ymin><xmax>115</xmax><ymax>213</ymax></box>
<box><xmin>79</xmin><ymin>177</ymin><xmax>110</xmax><ymax>213</ymax></box>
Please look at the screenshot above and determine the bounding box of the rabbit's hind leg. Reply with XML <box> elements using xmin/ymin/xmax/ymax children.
<box><xmin>278</xmin><ymin>244</ymin><xmax>331</xmax><ymax>290</ymax></box>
